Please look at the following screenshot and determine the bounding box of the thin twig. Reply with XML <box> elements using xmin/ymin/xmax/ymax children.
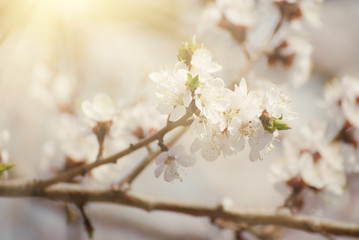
<box><xmin>33</xmin><ymin>111</ymin><xmax>193</xmax><ymax>190</ymax></box>
<box><xmin>77</xmin><ymin>203</ymin><xmax>94</xmax><ymax>238</ymax></box>
<box><xmin>119</xmin><ymin>127</ymin><xmax>189</xmax><ymax>188</ymax></box>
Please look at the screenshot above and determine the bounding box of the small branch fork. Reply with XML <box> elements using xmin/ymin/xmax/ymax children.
<box><xmin>0</xmin><ymin>183</ymin><xmax>358</xmax><ymax>238</ymax></box>
<box><xmin>32</xmin><ymin>110</ymin><xmax>193</xmax><ymax>191</ymax></box>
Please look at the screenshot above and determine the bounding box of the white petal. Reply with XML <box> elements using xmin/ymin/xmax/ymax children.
<box><xmin>190</xmin><ymin>138</ymin><xmax>201</xmax><ymax>153</ymax></box>
<box><xmin>176</xmin><ymin>154</ymin><xmax>196</xmax><ymax>167</ymax></box>
<box><xmin>149</xmin><ymin>72</ymin><xmax>166</xmax><ymax>83</ymax></box>
<box><xmin>201</xmin><ymin>143</ymin><xmax>220</xmax><ymax>161</ymax></box>
<box><xmin>183</xmin><ymin>90</ymin><xmax>193</xmax><ymax>107</ymax></box>
<box><xmin>154</xmin><ymin>165</ymin><xmax>165</xmax><ymax>178</ymax></box>
<box><xmin>82</xmin><ymin>101</ymin><xmax>94</xmax><ymax>119</ymax></box>
<box><xmin>155</xmin><ymin>152</ymin><xmax>168</xmax><ymax>165</ymax></box>
<box><xmin>238</xmin><ymin>78</ymin><xmax>248</xmax><ymax>95</ymax></box>
<box><xmin>164</xmin><ymin>165</ymin><xmax>178</xmax><ymax>182</ymax></box>
<box><xmin>249</xmin><ymin>148</ymin><xmax>260</xmax><ymax>162</ymax></box>
<box><xmin>232</xmin><ymin>136</ymin><xmax>245</xmax><ymax>152</ymax></box>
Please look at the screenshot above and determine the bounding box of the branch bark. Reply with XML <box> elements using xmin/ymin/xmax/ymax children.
<box><xmin>0</xmin><ymin>182</ymin><xmax>358</xmax><ymax>238</ymax></box>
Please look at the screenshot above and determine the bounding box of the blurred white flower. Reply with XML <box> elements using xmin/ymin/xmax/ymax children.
<box><xmin>321</xmin><ymin>76</ymin><xmax>359</xmax><ymax>173</ymax></box>
<box><xmin>270</xmin><ymin>120</ymin><xmax>346</xmax><ymax>196</ymax></box>
<box><xmin>265</xmin><ymin>35</ymin><xmax>313</xmax><ymax>87</ymax></box>
<box><xmin>58</xmin><ymin>115</ymin><xmax>98</xmax><ymax>163</ymax></box>
<box><xmin>154</xmin><ymin>145</ymin><xmax>196</xmax><ymax>182</ymax></box>
<box><xmin>339</xmin><ymin>142</ymin><xmax>359</xmax><ymax>174</ymax></box>
<box><xmin>82</xmin><ymin>93</ymin><xmax>119</xmax><ymax>123</ymax></box>
<box><xmin>338</xmin><ymin>77</ymin><xmax>359</xmax><ymax>128</ymax></box>
<box><xmin>191</xmin><ymin>48</ymin><xmax>222</xmax><ymax>80</ymax></box>
<box><xmin>272</xmin><ymin>0</ymin><xmax>323</xmax><ymax>28</ymax></box>
<box><xmin>90</xmin><ymin>161</ymin><xmax>128</xmax><ymax>186</ymax></box>
<box><xmin>30</xmin><ymin>63</ymin><xmax>76</xmax><ymax>112</ymax></box>
<box><xmin>111</xmin><ymin>102</ymin><xmax>166</xmax><ymax>141</ymax></box>
<box><xmin>217</xmin><ymin>0</ymin><xmax>256</xmax><ymax>27</ymax></box>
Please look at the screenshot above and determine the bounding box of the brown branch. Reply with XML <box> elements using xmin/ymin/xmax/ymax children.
<box><xmin>33</xmin><ymin>111</ymin><xmax>193</xmax><ymax>190</ymax></box>
<box><xmin>0</xmin><ymin>183</ymin><xmax>358</xmax><ymax>238</ymax></box>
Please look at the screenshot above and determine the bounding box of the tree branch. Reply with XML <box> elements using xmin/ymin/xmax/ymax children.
<box><xmin>33</xmin><ymin>111</ymin><xmax>193</xmax><ymax>190</ymax></box>
<box><xmin>0</xmin><ymin>182</ymin><xmax>358</xmax><ymax>238</ymax></box>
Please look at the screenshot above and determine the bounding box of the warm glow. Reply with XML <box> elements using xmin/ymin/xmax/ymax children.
<box><xmin>34</xmin><ymin>0</ymin><xmax>92</xmax><ymax>20</ymax></box>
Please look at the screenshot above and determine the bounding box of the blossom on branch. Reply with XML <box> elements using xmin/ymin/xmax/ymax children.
<box><xmin>154</xmin><ymin>145</ymin><xmax>196</xmax><ymax>182</ymax></box>
<box><xmin>322</xmin><ymin>76</ymin><xmax>359</xmax><ymax>173</ymax></box>
<box><xmin>150</xmin><ymin>63</ymin><xmax>192</xmax><ymax>122</ymax></box>
<box><xmin>151</xmin><ymin>39</ymin><xmax>297</xmax><ymax>164</ymax></box>
<box><xmin>82</xmin><ymin>93</ymin><xmax>119</xmax><ymax>124</ymax></box>
<box><xmin>271</xmin><ymin>120</ymin><xmax>346</xmax><ymax>197</ymax></box>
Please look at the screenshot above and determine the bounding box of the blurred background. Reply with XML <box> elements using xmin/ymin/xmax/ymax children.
<box><xmin>0</xmin><ymin>0</ymin><xmax>358</xmax><ymax>239</ymax></box>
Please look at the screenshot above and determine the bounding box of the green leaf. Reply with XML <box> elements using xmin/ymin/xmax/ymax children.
<box><xmin>0</xmin><ymin>163</ymin><xmax>15</xmax><ymax>171</ymax></box>
<box><xmin>186</xmin><ymin>74</ymin><xmax>200</xmax><ymax>90</ymax></box>
<box><xmin>264</xmin><ymin>120</ymin><xmax>275</xmax><ymax>134</ymax></box>
<box><xmin>189</xmin><ymin>35</ymin><xmax>199</xmax><ymax>52</ymax></box>
<box><xmin>260</xmin><ymin>110</ymin><xmax>291</xmax><ymax>133</ymax></box>
<box><xmin>178</xmin><ymin>36</ymin><xmax>199</xmax><ymax>66</ymax></box>
<box><xmin>272</xmin><ymin>119</ymin><xmax>291</xmax><ymax>130</ymax></box>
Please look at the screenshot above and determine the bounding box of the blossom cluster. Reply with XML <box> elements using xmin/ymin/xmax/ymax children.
<box><xmin>322</xmin><ymin>76</ymin><xmax>359</xmax><ymax>173</ymax></box>
<box><xmin>38</xmin><ymin>93</ymin><xmax>165</xmax><ymax>185</ymax></box>
<box><xmin>150</xmin><ymin>38</ymin><xmax>297</xmax><ymax>181</ymax></box>
<box><xmin>198</xmin><ymin>0</ymin><xmax>322</xmax><ymax>87</ymax></box>
<box><xmin>271</xmin><ymin>120</ymin><xmax>346</xmax><ymax>198</ymax></box>
<box><xmin>270</xmin><ymin>76</ymin><xmax>359</xmax><ymax>205</ymax></box>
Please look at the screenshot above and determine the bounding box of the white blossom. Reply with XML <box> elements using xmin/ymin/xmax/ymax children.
<box><xmin>264</xmin><ymin>35</ymin><xmax>313</xmax><ymax>87</ymax></box>
<box><xmin>214</xmin><ymin>0</ymin><xmax>256</xmax><ymax>27</ymax></box>
<box><xmin>82</xmin><ymin>93</ymin><xmax>119</xmax><ymax>123</ymax></box>
<box><xmin>30</xmin><ymin>63</ymin><xmax>76</xmax><ymax>111</ymax></box>
<box><xmin>227</xmin><ymin>79</ymin><xmax>259</xmax><ymax>152</ymax></box>
<box><xmin>155</xmin><ymin>145</ymin><xmax>196</xmax><ymax>182</ymax></box>
<box><xmin>321</xmin><ymin>76</ymin><xmax>359</xmax><ymax>173</ymax></box>
<box><xmin>111</xmin><ymin>102</ymin><xmax>166</xmax><ymax>141</ymax></box>
<box><xmin>269</xmin><ymin>0</ymin><xmax>323</xmax><ymax>28</ymax></box>
<box><xmin>191</xmin><ymin>48</ymin><xmax>222</xmax><ymax>79</ymax></box>
<box><xmin>248</xmin><ymin>120</ymin><xmax>278</xmax><ymax>161</ymax></box>
<box><xmin>57</xmin><ymin>114</ymin><xmax>98</xmax><ymax>163</ymax></box>
<box><xmin>150</xmin><ymin>62</ymin><xmax>192</xmax><ymax>122</ymax></box>
<box><xmin>191</xmin><ymin>118</ymin><xmax>233</xmax><ymax>161</ymax></box>
<box><xmin>270</xmin><ymin>120</ymin><xmax>346</xmax><ymax>196</ymax></box>
<box><xmin>261</xmin><ymin>84</ymin><xmax>298</xmax><ymax>121</ymax></box>
<box><xmin>195</xmin><ymin>78</ymin><xmax>230</xmax><ymax>124</ymax></box>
